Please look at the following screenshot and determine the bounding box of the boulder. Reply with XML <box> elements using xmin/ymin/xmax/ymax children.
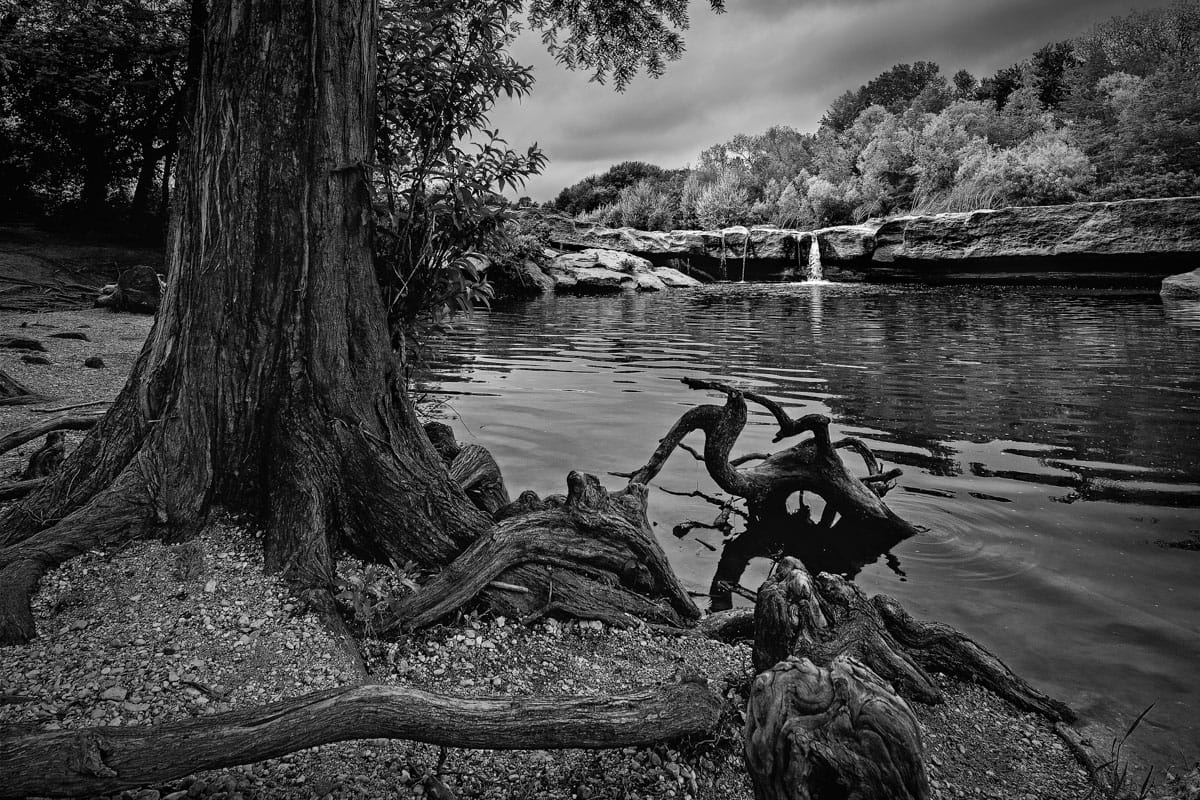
<box><xmin>1162</xmin><ymin>268</ymin><xmax>1200</xmax><ymax>299</ymax></box>
<box><xmin>95</xmin><ymin>265</ymin><xmax>164</xmax><ymax>313</ymax></box>
<box><xmin>546</xmin><ymin>249</ymin><xmax>698</xmax><ymax>293</ymax></box>
<box><xmin>813</xmin><ymin>224</ymin><xmax>876</xmax><ymax>263</ymax></box>
<box><xmin>871</xmin><ymin>197</ymin><xmax>1200</xmax><ymax>264</ymax></box>
<box><xmin>651</xmin><ymin>267</ymin><xmax>702</xmax><ymax>288</ymax></box>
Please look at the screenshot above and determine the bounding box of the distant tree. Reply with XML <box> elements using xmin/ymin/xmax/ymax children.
<box><xmin>977</xmin><ymin>63</ymin><xmax>1025</xmax><ymax>108</ymax></box>
<box><xmin>0</xmin><ymin>0</ymin><xmax>191</xmax><ymax>226</ymax></box>
<box><xmin>952</xmin><ymin>68</ymin><xmax>978</xmax><ymax>100</ymax></box>
<box><xmin>1029</xmin><ymin>41</ymin><xmax>1076</xmax><ymax>107</ymax></box>
<box><xmin>553</xmin><ymin>160</ymin><xmax>666</xmax><ymax>214</ymax></box>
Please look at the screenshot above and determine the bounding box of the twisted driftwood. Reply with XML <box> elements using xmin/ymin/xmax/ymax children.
<box><xmin>625</xmin><ymin>378</ymin><xmax>913</xmax><ymax>534</ymax></box>
<box><xmin>744</xmin><ymin>655</ymin><xmax>929</xmax><ymax>800</ymax></box>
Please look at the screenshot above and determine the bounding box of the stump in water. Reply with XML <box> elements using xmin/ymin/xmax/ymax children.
<box><xmin>753</xmin><ymin>558</ymin><xmax>1073</xmax><ymax>721</ymax></box>
<box><xmin>744</xmin><ymin>655</ymin><xmax>929</xmax><ymax>800</ymax></box>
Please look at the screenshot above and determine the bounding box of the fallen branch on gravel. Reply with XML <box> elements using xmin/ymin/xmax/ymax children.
<box><xmin>0</xmin><ymin>679</ymin><xmax>724</xmax><ymax>798</ymax></box>
<box><xmin>0</xmin><ymin>367</ymin><xmax>41</xmax><ymax>406</ymax></box>
<box><xmin>0</xmin><ymin>413</ymin><xmax>104</xmax><ymax>458</ymax></box>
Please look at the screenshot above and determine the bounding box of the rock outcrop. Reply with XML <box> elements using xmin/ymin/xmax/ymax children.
<box><xmin>872</xmin><ymin>197</ymin><xmax>1200</xmax><ymax>265</ymax></box>
<box><xmin>545</xmin><ymin>249</ymin><xmax>700</xmax><ymax>293</ymax></box>
<box><xmin>1161</xmin><ymin>268</ymin><xmax>1200</xmax><ymax>299</ymax></box>
<box><xmin>558</xmin><ymin>196</ymin><xmax>1200</xmax><ymax>284</ymax></box>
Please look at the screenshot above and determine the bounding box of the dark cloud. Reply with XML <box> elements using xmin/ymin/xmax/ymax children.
<box><xmin>491</xmin><ymin>0</ymin><xmax>1167</xmax><ymax>200</ymax></box>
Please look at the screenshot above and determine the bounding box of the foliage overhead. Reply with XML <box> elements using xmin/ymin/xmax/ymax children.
<box><xmin>528</xmin><ymin>0</ymin><xmax>725</xmax><ymax>90</ymax></box>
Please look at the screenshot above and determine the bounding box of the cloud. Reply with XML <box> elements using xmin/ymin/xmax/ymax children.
<box><xmin>491</xmin><ymin>0</ymin><xmax>1165</xmax><ymax>200</ymax></box>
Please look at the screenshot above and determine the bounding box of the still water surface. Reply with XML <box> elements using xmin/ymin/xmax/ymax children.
<box><xmin>419</xmin><ymin>283</ymin><xmax>1200</xmax><ymax>764</ymax></box>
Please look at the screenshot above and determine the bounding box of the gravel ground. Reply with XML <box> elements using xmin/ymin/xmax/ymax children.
<box><xmin>1</xmin><ymin>307</ymin><xmax>1101</xmax><ymax>800</ymax></box>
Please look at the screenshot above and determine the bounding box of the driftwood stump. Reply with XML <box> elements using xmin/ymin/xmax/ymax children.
<box><xmin>745</xmin><ymin>655</ymin><xmax>929</xmax><ymax>800</ymax></box>
<box><xmin>753</xmin><ymin>558</ymin><xmax>1072</xmax><ymax>720</ymax></box>
<box><xmin>625</xmin><ymin>378</ymin><xmax>913</xmax><ymax>532</ymax></box>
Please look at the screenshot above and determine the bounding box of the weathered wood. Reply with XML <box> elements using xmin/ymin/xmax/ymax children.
<box><xmin>0</xmin><ymin>477</ymin><xmax>47</xmax><ymax>501</ymax></box>
<box><xmin>0</xmin><ymin>367</ymin><xmax>40</xmax><ymax>406</ymax></box>
<box><xmin>0</xmin><ymin>679</ymin><xmax>724</xmax><ymax>798</ymax></box>
<box><xmin>872</xmin><ymin>594</ymin><xmax>1074</xmax><ymax>721</ymax></box>
<box><xmin>753</xmin><ymin>558</ymin><xmax>1074</xmax><ymax>721</ymax></box>
<box><xmin>754</xmin><ymin>558</ymin><xmax>939</xmax><ymax>703</ymax></box>
<box><xmin>0</xmin><ymin>413</ymin><xmax>103</xmax><ymax>458</ymax></box>
<box><xmin>449</xmin><ymin>444</ymin><xmax>511</xmax><ymax>515</ymax></box>
<box><xmin>626</xmin><ymin>379</ymin><xmax>915</xmax><ymax>534</ymax></box>
<box><xmin>379</xmin><ymin>472</ymin><xmax>698</xmax><ymax>631</ymax></box>
<box><xmin>20</xmin><ymin>431</ymin><xmax>66</xmax><ymax>479</ymax></box>
<box><xmin>744</xmin><ymin>655</ymin><xmax>929</xmax><ymax>800</ymax></box>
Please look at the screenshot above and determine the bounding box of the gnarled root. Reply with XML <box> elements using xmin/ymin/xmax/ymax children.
<box><xmin>744</xmin><ymin>655</ymin><xmax>929</xmax><ymax>800</ymax></box>
<box><xmin>379</xmin><ymin>472</ymin><xmax>698</xmax><ymax>631</ymax></box>
<box><xmin>753</xmin><ymin>558</ymin><xmax>1073</xmax><ymax>721</ymax></box>
<box><xmin>754</xmin><ymin>557</ymin><xmax>940</xmax><ymax>704</ymax></box>
<box><xmin>626</xmin><ymin>378</ymin><xmax>915</xmax><ymax>535</ymax></box>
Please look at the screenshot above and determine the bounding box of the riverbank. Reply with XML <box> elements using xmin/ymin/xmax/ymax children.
<box><xmin>0</xmin><ymin>305</ymin><xmax>1187</xmax><ymax>799</ymax></box>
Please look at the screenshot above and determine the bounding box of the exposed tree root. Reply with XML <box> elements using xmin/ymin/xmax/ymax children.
<box><xmin>745</xmin><ymin>655</ymin><xmax>929</xmax><ymax>800</ymax></box>
<box><xmin>752</xmin><ymin>558</ymin><xmax>1073</xmax><ymax>721</ymax></box>
<box><xmin>379</xmin><ymin>472</ymin><xmax>698</xmax><ymax>632</ymax></box>
<box><xmin>625</xmin><ymin>378</ymin><xmax>915</xmax><ymax>534</ymax></box>
<box><xmin>0</xmin><ymin>412</ymin><xmax>103</xmax><ymax>459</ymax></box>
<box><xmin>0</xmin><ymin>366</ymin><xmax>41</xmax><ymax>406</ymax></box>
<box><xmin>0</xmin><ymin>678</ymin><xmax>724</xmax><ymax>798</ymax></box>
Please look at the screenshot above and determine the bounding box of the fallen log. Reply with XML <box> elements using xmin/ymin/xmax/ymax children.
<box><xmin>0</xmin><ymin>413</ymin><xmax>103</xmax><ymax>458</ymax></box>
<box><xmin>0</xmin><ymin>476</ymin><xmax>48</xmax><ymax>501</ymax></box>
<box><xmin>0</xmin><ymin>678</ymin><xmax>724</xmax><ymax>798</ymax></box>
<box><xmin>744</xmin><ymin>655</ymin><xmax>929</xmax><ymax>800</ymax></box>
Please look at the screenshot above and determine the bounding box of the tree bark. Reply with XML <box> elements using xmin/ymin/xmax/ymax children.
<box><xmin>0</xmin><ymin>679</ymin><xmax>724</xmax><ymax>798</ymax></box>
<box><xmin>0</xmin><ymin>0</ymin><xmax>494</xmax><ymax>644</ymax></box>
<box><xmin>744</xmin><ymin>655</ymin><xmax>929</xmax><ymax>800</ymax></box>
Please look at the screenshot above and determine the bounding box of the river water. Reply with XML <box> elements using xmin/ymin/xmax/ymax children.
<box><xmin>417</xmin><ymin>282</ymin><xmax>1200</xmax><ymax>765</ymax></box>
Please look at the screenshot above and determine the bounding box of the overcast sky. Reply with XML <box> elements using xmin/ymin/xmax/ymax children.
<box><xmin>490</xmin><ymin>0</ymin><xmax>1165</xmax><ymax>201</ymax></box>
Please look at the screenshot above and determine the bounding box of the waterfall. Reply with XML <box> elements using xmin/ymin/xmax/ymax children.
<box><xmin>805</xmin><ymin>233</ymin><xmax>824</xmax><ymax>282</ymax></box>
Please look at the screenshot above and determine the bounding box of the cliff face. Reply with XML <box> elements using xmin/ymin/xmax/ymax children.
<box><xmin>559</xmin><ymin>196</ymin><xmax>1200</xmax><ymax>284</ymax></box>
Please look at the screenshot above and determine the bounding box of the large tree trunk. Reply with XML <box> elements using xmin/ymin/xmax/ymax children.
<box><xmin>0</xmin><ymin>679</ymin><xmax>724</xmax><ymax>798</ymax></box>
<box><xmin>0</xmin><ymin>0</ymin><xmax>492</xmax><ymax>644</ymax></box>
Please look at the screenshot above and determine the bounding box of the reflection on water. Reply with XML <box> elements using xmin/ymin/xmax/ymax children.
<box><xmin>418</xmin><ymin>283</ymin><xmax>1200</xmax><ymax>765</ymax></box>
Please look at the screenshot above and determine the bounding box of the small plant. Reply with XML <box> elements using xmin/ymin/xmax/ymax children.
<box><xmin>172</xmin><ymin>541</ymin><xmax>205</xmax><ymax>582</ymax></box>
<box><xmin>334</xmin><ymin>561</ymin><xmax>421</xmax><ymax>638</ymax></box>
<box><xmin>1087</xmin><ymin>702</ymin><xmax>1157</xmax><ymax>800</ymax></box>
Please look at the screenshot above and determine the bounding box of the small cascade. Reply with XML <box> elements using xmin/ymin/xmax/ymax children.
<box><xmin>805</xmin><ymin>233</ymin><xmax>824</xmax><ymax>282</ymax></box>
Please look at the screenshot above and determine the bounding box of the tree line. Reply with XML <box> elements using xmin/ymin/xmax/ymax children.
<box><xmin>554</xmin><ymin>1</ymin><xmax>1200</xmax><ymax>230</ymax></box>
